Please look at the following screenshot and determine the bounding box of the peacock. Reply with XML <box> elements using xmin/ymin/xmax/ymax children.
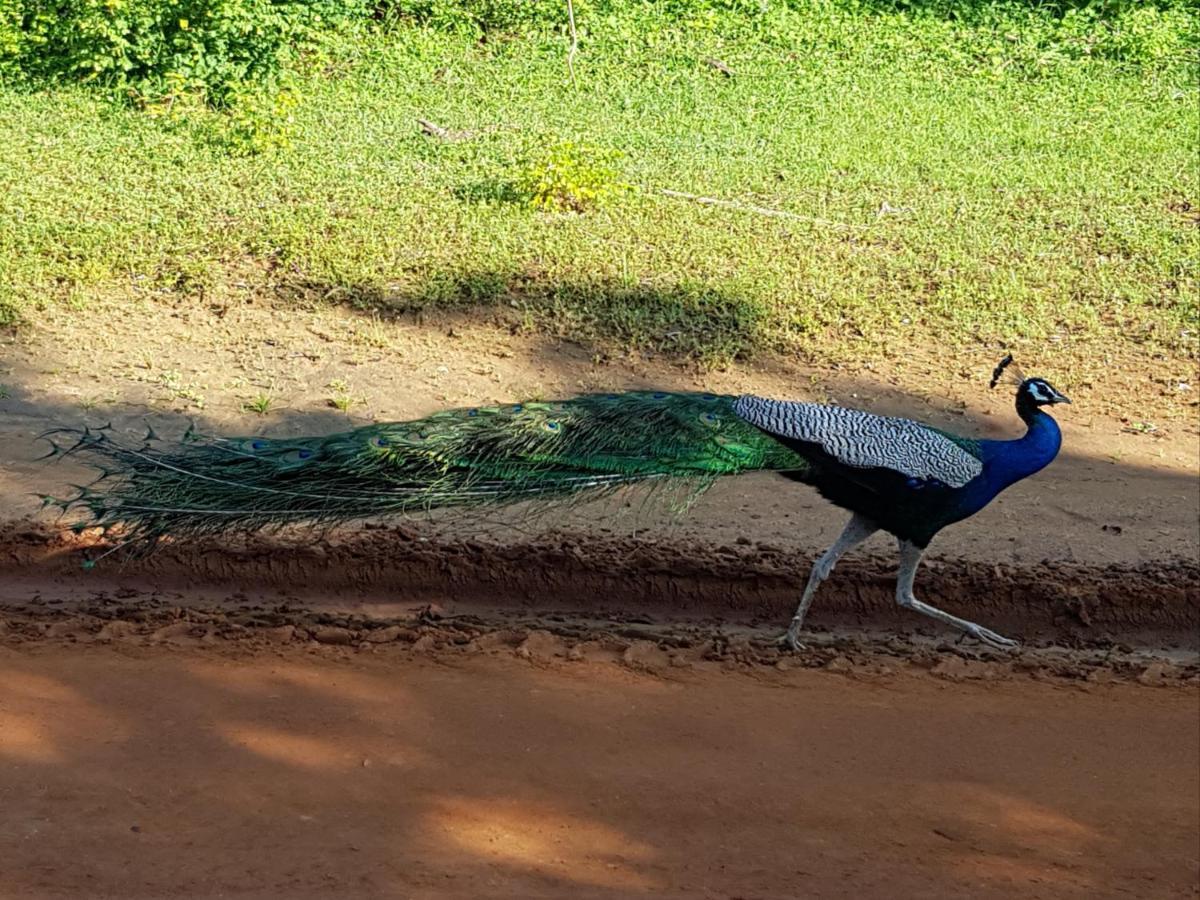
<box><xmin>44</xmin><ymin>355</ymin><xmax>1069</xmax><ymax>650</ymax></box>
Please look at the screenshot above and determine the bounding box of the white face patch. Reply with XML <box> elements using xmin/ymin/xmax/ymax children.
<box><xmin>1026</xmin><ymin>381</ymin><xmax>1055</xmax><ymax>403</ymax></box>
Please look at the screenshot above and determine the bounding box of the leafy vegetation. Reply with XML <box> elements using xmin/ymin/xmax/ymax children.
<box><xmin>515</xmin><ymin>142</ymin><xmax>629</xmax><ymax>212</ymax></box>
<box><xmin>0</xmin><ymin>0</ymin><xmax>362</xmax><ymax>100</ymax></box>
<box><xmin>0</xmin><ymin>0</ymin><xmax>1195</xmax><ymax>364</ymax></box>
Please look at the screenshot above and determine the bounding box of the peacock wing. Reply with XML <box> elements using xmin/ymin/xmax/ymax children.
<box><xmin>732</xmin><ymin>395</ymin><xmax>983</xmax><ymax>488</ymax></box>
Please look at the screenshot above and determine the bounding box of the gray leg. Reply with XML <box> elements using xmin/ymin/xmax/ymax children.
<box><xmin>782</xmin><ymin>514</ymin><xmax>879</xmax><ymax>651</ymax></box>
<box><xmin>895</xmin><ymin>540</ymin><xmax>1018</xmax><ymax>649</ymax></box>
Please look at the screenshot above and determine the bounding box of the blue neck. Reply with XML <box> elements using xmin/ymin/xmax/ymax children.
<box><xmin>978</xmin><ymin>408</ymin><xmax>1062</xmax><ymax>493</ymax></box>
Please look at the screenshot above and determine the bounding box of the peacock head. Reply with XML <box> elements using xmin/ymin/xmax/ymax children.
<box><xmin>990</xmin><ymin>355</ymin><xmax>1071</xmax><ymax>411</ymax></box>
<box><xmin>1018</xmin><ymin>377</ymin><xmax>1071</xmax><ymax>407</ymax></box>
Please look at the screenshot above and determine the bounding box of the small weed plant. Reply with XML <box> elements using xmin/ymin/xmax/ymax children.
<box><xmin>516</xmin><ymin>142</ymin><xmax>630</xmax><ymax>213</ymax></box>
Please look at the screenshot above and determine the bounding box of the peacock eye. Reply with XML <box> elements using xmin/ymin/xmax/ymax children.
<box><xmin>510</xmin><ymin>404</ymin><xmax>523</xmax><ymax>413</ymax></box>
<box><xmin>371</xmin><ymin>437</ymin><xmax>387</xmax><ymax>448</ymax></box>
<box><xmin>699</xmin><ymin>412</ymin><xmax>719</xmax><ymax>427</ymax></box>
<box><xmin>701</xmin><ymin>393</ymin><xmax>717</xmax><ymax>401</ymax></box>
<box><xmin>543</xmin><ymin>420</ymin><xmax>561</xmax><ymax>432</ymax></box>
<box><xmin>467</xmin><ymin>409</ymin><xmax>479</xmax><ymax>417</ymax></box>
<box><xmin>651</xmin><ymin>392</ymin><xmax>667</xmax><ymax>399</ymax></box>
<box><xmin>251</xmin><ymin>440</ymin><xmax>267</xmax><ymax>450</ymax></box>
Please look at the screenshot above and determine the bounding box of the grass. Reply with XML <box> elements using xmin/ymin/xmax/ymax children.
<box><xmin>242</xmin><ymin>393</ymin><xmax>275</xmax><ymax>416</ymax></box>
<box><xmin>0</xmin><ymin>1</ymin><xmax>1196</xmax><ymax>367</ymax></box>
<box><xmin>327</xmin><ymin>379</ymin><xmax>358</xmax><ymax>412</ymax></box>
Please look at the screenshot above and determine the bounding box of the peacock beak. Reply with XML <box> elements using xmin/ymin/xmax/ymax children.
<box><xmin>1052</xmin><ymin>391</ymin><xmax>1071</xmax><ymax>404</ymax></box>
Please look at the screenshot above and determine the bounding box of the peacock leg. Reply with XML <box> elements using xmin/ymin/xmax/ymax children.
<box><xmin>895</xmin><ymin>540</ymin><xmax>1019</xmax><ymax>649</ymax></box>
<box><xmin>781</xmin><ymin>514</ymin><xmax>879</xmax><ymax>651</ymax></box>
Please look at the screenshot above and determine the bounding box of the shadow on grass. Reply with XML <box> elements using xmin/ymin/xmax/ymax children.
<box><xmin>275</xmin><ymin>270</ymin><xmax>775</xmax><ymax>367</ymax></box>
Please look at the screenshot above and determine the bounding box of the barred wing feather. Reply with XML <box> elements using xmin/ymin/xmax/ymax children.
<box><xmin>732</xmin><ymin>395</ymin><xmax>982</xmax><ymax>488</ymax></box>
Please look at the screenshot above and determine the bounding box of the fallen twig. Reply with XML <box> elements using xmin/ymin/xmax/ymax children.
<box><xmin>656</xmin><ymin>188</ymin><xmax>868</xmax><ymax>229</ymax></box>
<box><xmin>703</xmin><ymin>57</ymin><xmax>734</xmax><ymax>77</ymax></box>
<box><xmin>875</xmin><ymin>200</ymin><xmax>913</xmax><ymax>218</ymax></box>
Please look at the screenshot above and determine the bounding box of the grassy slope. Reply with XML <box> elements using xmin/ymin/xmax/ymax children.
<box><xmin>0</xmin><ymin>3</ymin><xmax>1196</xmax><ymax>365</ymax></box>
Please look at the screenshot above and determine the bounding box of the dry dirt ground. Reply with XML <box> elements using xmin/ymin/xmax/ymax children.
<box><xmin>0</xmin><ymin>297</ymin><xmax>1198</xmax><ymax>897</ymax></box>
<box><xmin>0</xmin><ymin>634</ymin><xmax>1197</xmax><ymax>900</ymax></box>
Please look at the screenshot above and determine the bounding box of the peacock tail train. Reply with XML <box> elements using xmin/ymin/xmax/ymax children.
<box><xmin>44</xmin><ymin>391</ymin><xmax>811</xmax><ymax>552</ymax></box>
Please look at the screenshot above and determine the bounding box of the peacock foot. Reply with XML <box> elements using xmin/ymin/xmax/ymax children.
<box><xmin>965</xmin><ymin>622</ymin><xmax>1020</xmax><ymax>650</ymax></box>
<box><xmin>778</xmin><ymin>628</ymin><xmax>807</xmax><ymax>653</ymax></box>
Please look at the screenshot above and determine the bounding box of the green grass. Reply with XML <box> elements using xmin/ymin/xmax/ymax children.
<box><xmin>0</xmin><ymin>1</ymin><xmax>1196</xmax><ymax>365</ymax></box>
<box><xmin>242</xmin><ymin>393</ymin><xmax>275</xmax><ymax>415</ymax></box>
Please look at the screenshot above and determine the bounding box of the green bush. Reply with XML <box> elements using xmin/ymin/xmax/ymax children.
<box><xmin>2</xmin><ymin>0</ymin><xmax>1192</xmax><ymax>100</ymax></box>
<box><xmin>0</xmin><ymin>0</ymin><xmax>1191</xmax><ymax>116</ymax></box>
<box><xmin>0</xmin><ymin>0</ymin><xmax>366</xmax><ymax>104</ymax></box>
<box><xmin>0</xmin><ymin>2</ymin><xmax>22</xmax><ymax>81</ymax></box>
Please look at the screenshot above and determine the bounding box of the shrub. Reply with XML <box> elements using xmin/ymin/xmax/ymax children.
<box><xmin>2</xmin><ymin>0</ymin><xmax>1191</xmax><ymax>99</ymax></box>
<box><xmin>0</xmin><ymin>0</ymin><xmax>366</xmax><ymax>104</ymax></box>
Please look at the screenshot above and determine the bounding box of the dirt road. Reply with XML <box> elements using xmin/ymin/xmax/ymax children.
<box><xmin>1</xmin><ymin>301</ymin><xmax>1197</xmax><ymax>898</ymax></box>
<box><xmin>1</xmin><ymin>628</ymin><xmax>1197</xmax><ymax>899</ymax></box>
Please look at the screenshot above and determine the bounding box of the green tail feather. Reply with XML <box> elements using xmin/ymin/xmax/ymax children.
<box><xmin>50</xmin><ymin>391</ymin><xmax>810</xmax><ymax>548</ymax></box>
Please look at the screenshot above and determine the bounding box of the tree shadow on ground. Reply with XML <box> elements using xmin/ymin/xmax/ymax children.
<box><xmin>273</xmin><ymin>270</ymin><xmax>773</xmax><ymax>368</ymax></box>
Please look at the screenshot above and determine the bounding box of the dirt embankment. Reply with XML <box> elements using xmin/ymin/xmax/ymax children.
<box><xmin>3</xmin><ymin>518</ymin><xmax>1197</xmax><ymax>691</ymax></box>
<box><xmin>2</xmin><ymin>519</ymin><xmax>1197</xmax><ymax>643</ymax></box>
